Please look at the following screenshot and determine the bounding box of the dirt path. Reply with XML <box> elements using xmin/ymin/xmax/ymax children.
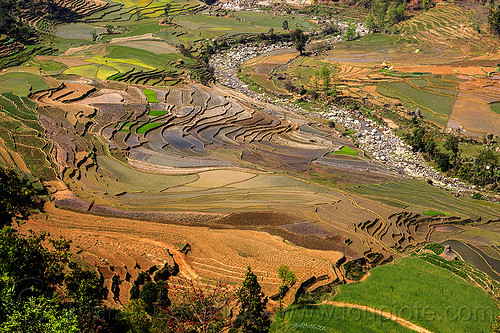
<box><xmin>320</xmin><ymin>301</ymin><xmax>432</xmax><ymax>333</ymax></box>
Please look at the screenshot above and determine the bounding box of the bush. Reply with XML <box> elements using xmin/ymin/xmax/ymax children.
<box><xmin>423</xmin><ymin>243</ymin><xmax>444</xmax><ymax>255</ymax></box>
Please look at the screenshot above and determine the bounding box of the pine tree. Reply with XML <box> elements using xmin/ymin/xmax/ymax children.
<box><xmin>233</xmin><ymin>267</ymin><xmax>270</xmax><ymax>333</ymax></box>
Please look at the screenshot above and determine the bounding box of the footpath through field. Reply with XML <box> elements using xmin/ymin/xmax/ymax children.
<box><xmin>320</xmin><ymin>301</ymin><xmax>432</xmax><ymax>333</ymax></box>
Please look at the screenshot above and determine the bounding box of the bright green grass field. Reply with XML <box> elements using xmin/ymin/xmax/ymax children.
<box><xmin>143</xmin><ymin>89</ymin><xmax>158</xmax><ymax>102</ymax></box>
<box><xmin>333</xmin><ymin>257</ymin><xmax>498</xmax><ymax>333</ymax></box>
<box><xmin>270</xmin><ymin>304</ymin><xmax>414</xmax><ymax>333</ymax></box>
<box><xmin>104</xmin><ymin>45</ymin><xmax>195</xmax><ymax>68</ymax></box>
<box><xmin>331</xmin><ymin>146</ymin><xmax>358</xmax><ymax>157</ymax></box>
<box><xmin>422</xmin><ymin>211</ymin><xmax>450</xmax><ymax>216</ymax></box>
<box><xmin>148</xmin><ymin>110</ymin><xmax>168</xmax><ymax>116</ymax></box>
<box><xmin>136</xmin><ymin>122</ymin><xmax>162</xmax><ymax>133</ymax></box>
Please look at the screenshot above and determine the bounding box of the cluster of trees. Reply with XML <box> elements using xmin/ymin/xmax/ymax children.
<box><xmin>0</xmin><ymin>0</ymin><xmax>84</xmax><ymax>43</ymax></box>
<box><xmin>0</xmin><ymin>0</ymin><xmax>35</xmax><ymax>42</ymax></box>
<box><xmin>0</xmin><ymin>167</ymin><xmax>281</xmax><ymax>332</ymax></box>
<box><xmin>0</xmin><ymin>167</ymin><xmax>119</xmax><ymax>332</ymax></box>
<box><xmin>364</xmin><ymin>0</ymin><xmax>408</xmax><ymax>32</ymax></box>
<box><xmin>405</xmin><ymin>129</ymin><xmax>499</xmax><ymax>190</ymax></box>
<box><xmin>488</xmin><ymin>3</ymin><xmax>500</xmax><ymax>36</ymax></box>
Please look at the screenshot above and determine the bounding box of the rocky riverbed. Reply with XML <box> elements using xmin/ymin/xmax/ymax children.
<box><xmin>210</xmin><ymin>43</ymin><xmax>497</xmax><ymax>201</ymax></box>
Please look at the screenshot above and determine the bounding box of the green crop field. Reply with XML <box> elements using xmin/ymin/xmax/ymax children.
<box><xmin>333</xmin><ymin>257</ymin><xmax>498</xmax><ymax>333</ymax></box>
<box><xmin>136</xmin><ymin>122</ymin><xmax>162</xmax><ymax>133</ymax></box>
<box><xmin>270</xmin><ymin>304</ymin><xmax>414</xmax><ymax>333</ymax></box>
<box><xmin>377</xmin><ymin>81</ymin><xmax>456</xmax><ymax>116</ymax></box>
<box><xmin>0</xmin><ymin>72</ymin><xmax>49</xmax><ymax>95</ymax></box>
<box><xmin>233</xmin><ymin>11</ymin><xmax>317</xmax><ymax>31</ymax></box>
<box><xmin>422</xmin><ymin>211</ymin><xmax>449</xmax><ymax>216</ymax></box>
<box><xmin>143</xmin><ymin>89</ymin><xmax>158</xmax><ymax>103</ymax></box>
<box><xmin>332</xmin><ymin>146</ymin><xmax>358</xmax><ymax>156</ymax></box>
<box><xmin>148</xmin><ymin>110</ymin><xmax>168</xmax><ymax>116</ymax></box>
<box><xmin>351</xmin><ymin>179</ymin><xmax>500</xmax><ymax>220</ymax></box>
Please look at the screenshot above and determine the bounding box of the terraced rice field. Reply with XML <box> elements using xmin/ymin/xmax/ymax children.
<box><xmin>20</xmin><ymin>202</ymin><xmax>345</xmax><ymax>306</ymax></box>
<box><xmin>21</xmin><ymin>72</ymin><xmax>493</xmax><ymax>279</ymax></box>
<box><xmin>351</xmin><ymin>179</ymin><xmax>500</xmax><ymax>220</ymax></box>
<box><xmin>0</xmin><ymin>93</ymin><xmax>57</xmax><ymax>180</ymax></box>
<box><xmin>0</xmin><ymin>0</ymin><xmax>499</xmax><ymax>322</ymax></box>
<box><xmin>269</xmin><ymin>4</ymin><xmax>500</xmax><ymax>134</ymax></box>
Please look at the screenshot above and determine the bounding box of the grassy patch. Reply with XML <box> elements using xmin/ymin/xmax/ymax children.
<box><xmin>270</xmin><ymin>304</ymin><xmax>414</xmax><ymax>333</ymax></box>
<box><xmin>0</xmin><ymin>72</ymin><xmax>49</xmax><ymax>95</ymax></box>
<box><xmin>143</xmin><ymin>89</ymin><xmax>158</xmax><ymax>103</ymax></box>
<box><xmin>148</xmin><ymin>110</ymin><xmax>168</xmax><ymax>116</ymax></box>
<box><xmin>422</xmin><ymin>211</ymin><xmax>449</xmax><ymax>216</ymax></box>
<box><xmin>333</xmin><ymin>257</ymin><xmax>498</xmax><ymax>333</ymax></box>
<box><xmin>331</xmin><ymin>146</ymin><xmax>358</xmax><ymax>156</ymax></box>
<box><xmin>490</xmin><ymin>102</ymin><xmax>500</xmax><ymax>115</ymax></box>
<box><xmin>423</xmin><ymin>243</ymin><xmax>445</xmax><ymax>255</ymax></box>
<box><xmin>136</xmin><ymin>122</ymin><xmax>162</xmax><ymax>133</ymax></box>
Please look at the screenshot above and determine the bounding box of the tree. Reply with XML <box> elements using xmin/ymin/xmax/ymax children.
<box><xmin>488</xmin><ymin>4</ymin><xmax>500</xmax><ymax>36</ymax></box>
<box><xmin>90</xmin><ymin>30</ymin><xmax>98</xmax><ymax>42</ymax></box>
<box><xmin>161</xmin><ymin>281</ymin><xmax>236</xmax><ymax>333</ymax></box>
<box><xmin>421</xmin><ymin>0</ymin><xmax>430</xmax><ymax>11</ymax></box>
<box><xmin>320</xmin><ymin>66</ymin><xmax>331</xmax><ymax>92</ymax></box>
<box><xmin>372</xmin><ymin>0</ymin><xmax>388</xmax><ymax>32</ymax></box>
<box><xmin>436</xmin><ymin>152</ymin><xmax>451</xmax><ymax>172</ymax></box>
<box><xmin>365</xmin><ymin>13</ymin><xmax>376</xmax><ymax>32</ymax></box>
<box><xmin>313</xmin><ymin>70</ymin><xmax>320</xmax><ymax>89</ymax></box>
<box><xmin>444</xmin><ymin>136</ymin><xmax>460</xmax><ymax>158</ymax></box>
<box><xmin>390</xmin><ymin>1</ymin><xmax>407</xmax><ymax>25</ymax></box>
<box><xmin>105</xmin><ymin>24</ymin><xmax>114</xmax><ymax>34</ymax></box>
<box><xmin>164</xmin><ymin>3</ymin><xmax>171</xmax><ymax>17</ymax></box>
<box><xmin>64</xmin><ymin>262</ymin><xmax>106</xmax><ymax>310</ymax></box>
<box><xmin>475</xmin><ymin>149</ymin><xmax>499</xmax><ymax>186</ymax></box>
<box><xmin>139</xmin><ymin>281</ymin><xmax>169</xmax><ymax>315</ymax></box>
<box><xmin>282</xmin><ymin>20</ymin><xmax>288</xmax><ymax>30</ymax></box>
<box><xmin>164</xmin><ymin>3</ymin><xmax>173</xmax><ymax>24</ymax></box>
<box><xmin>232</xmin><ymin>267</ymin><xmax>270</xmax><ymax>333</ymax></box>
<box><xmin>0</xmin><ymin>167</ymin><xmax>44</xmax><ymax>228</ymax></box>
<box><xmin>277</xmin><ymin>265</ymin><xmax>296</xmax><ymax>310</ymax></box>
<box><xmin>291</xmin><ymin>28</ymin><xmax>307</xmax><ymax>55</ymax></box>
<box><xmin>343</xmin><ymin>22</ymin><xmax>357</xmax><ymax>41</ymax></box>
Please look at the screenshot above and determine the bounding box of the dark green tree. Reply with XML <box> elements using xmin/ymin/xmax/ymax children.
<box><xmin>444</xmin><ymin>136</ymin><xmax>460</xmax><ymax>158</ymax></box>
<box><xmin>488</xmin><ymin>4</ymin><xmax>500</xmax><ymax>35</ymax></box>
<box><xmin>282</xmin><ymin>20</ymin><xmax>289</xmax><ymax>30</ymax></box>
<box><xmin>320</xmin><ymin>66</ymin><xmax>331</xmax><ymax>91</ymax></box>
<box><xmin>232</xmin><ymin>267</ymin><xmax>270</xmax><ymax>333</ymax></box>
<box><xmin>365</xmin><ymin>13</ymin><xmax>376</xmax><ymax>32</ymax></box>
<box><xmin>291</xmin><ymin>28</ymin><xmax>307</xmax><ymax>55</ymax></box>
<box><xmin>0</xmin><ymin>167</ymin><xmax>43</xmax><ymax>228</ymax></box>
<box><xmin>372</xmin><ymin>0</ymin><xmax>388</xmax><ymax>32</ymax></box>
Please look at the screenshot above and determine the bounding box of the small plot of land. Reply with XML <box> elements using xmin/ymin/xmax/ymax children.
<box><xmin>448</xmin><ymin>77</ymin><xmax>500</xmax><ymax>136</ymax></box>
<box><xmin>331</xmin><ymin>146</ymin><xmax>358</xmax><ymax>157</ymax></box>
<box><xmin>142</xmin><ymin>88</ymin><xmax>158</xmax><ymax>102</ymax></box>
<box><xmin>332</xmin><ymin>257</ymin><xmax>499</xmax><ymax>333</ymax></box>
